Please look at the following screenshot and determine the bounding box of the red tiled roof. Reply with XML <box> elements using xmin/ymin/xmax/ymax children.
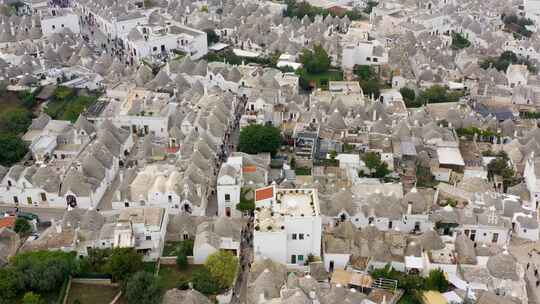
<box><xmin>255</xmin><ymin>186</ymin><xmax>274</xmax><ymax>201</ymax></box>
<box><xmin>0</xmin><ymin>217</ymin><xmax>16</xmax><ymax>229</ymax></box>
<box><xmin>242</xmin><ymin>166</ymin><xmax>257</xmax><ymax>173</ymax></box>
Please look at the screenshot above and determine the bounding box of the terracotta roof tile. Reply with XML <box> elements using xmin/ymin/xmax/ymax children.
<box><xmin>255</xmin><ymin>186</ymin><xmax>274</xmax><ymax>201</ymax></box>
<box><xmin>0</xmin><ymin>217</ymin><xmax>16</xmax><ymax>229</ymax></box>
<box><xmin>242</xmin><ymin>166</ymin><xmax>256</xmax><ymax>173</ymax></box>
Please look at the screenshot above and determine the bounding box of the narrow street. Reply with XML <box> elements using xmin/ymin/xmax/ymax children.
<box><xmin>231</xmin><ymin>219</ymin><xmax>254</xmax><ymax>304</ymax></box>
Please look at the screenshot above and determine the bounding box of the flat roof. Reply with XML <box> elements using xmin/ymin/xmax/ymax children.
<box><xmin>437</xmin><ymin>147</ymin><xmax>465</xmax><ymax>166</ymax></box>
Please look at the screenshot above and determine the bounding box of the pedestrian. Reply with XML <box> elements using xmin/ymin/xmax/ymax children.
<box><xmin>535</xmin><ymin>268</ymin><xmax>539</xmax><ymax>277</ymax></box>
<box><xmin>528</xmin><ymin>262</ymin><xmax>531</xmax><ymax>270</ymax></box>
<box><xmin>537</xmin><ymin>280</ymin><xmax>539</xmax><ymax>287</ymax></box>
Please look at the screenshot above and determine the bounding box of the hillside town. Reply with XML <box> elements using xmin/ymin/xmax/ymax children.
<box><xmin>1</xmin><ymin>0</ymin><xmax>540</xmax><ymax>303</ymax></box>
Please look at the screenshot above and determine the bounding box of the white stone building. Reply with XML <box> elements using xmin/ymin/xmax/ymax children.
<box><xmin>217</xmin><ymin>153</ymin><xmax>269</xmax><ymax>218</ymax></box>
<box><xmin>40</xmin><ymin>8</ymin><xmax>80</xmax><ymax>36</ymax></box>
<box><xmin>89</xmin><ymin>85</ymin><xmax>176</xmax><ymax>139</ymax></box>
<box><xmin>253</xmin><ymin>186</ymin><xmax>322</xmax><ymax>266</ymax></box>
<box><xmin>193</xmin><ymin>217</ymin><xmax>242</xmax><ymax>264</ymax></box>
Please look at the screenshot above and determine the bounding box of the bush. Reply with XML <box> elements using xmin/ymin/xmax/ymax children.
<box><xmin>104</xmin><ymin>248</ymin><xmax>144</xmax><ymax>282</ymax></box>
<box><xmin>425</xmin><ymin>269</ymin><xmax>449</xmax><ymax>292</ymax></box>
<box><xmin>22</xmin><ymin>292</ymin><xmax>42</xmax><ymax>304</ymax></box>
<box><xmin>205</xmin><ymin>250</ymin><xmax>238</xmax><ymax>289</ymax></box>
<box><xmin>0</xmin><ymin>267</ymin><xmax>24</xmax><ymax>302</ymax></box>
<box><xmin>0</xmin><ymin>108</ymin><xmax>32</xmax><ymax>134</ymax></box>
<box><xmin>176</xmin><ymin>275</ymin><xmax>190</xmax><ymax>290</ymax></box>
<box><xmin>192</xmin><ymin>267</ymin><xmax>221</xmax><ymax>295</ymax></box>
<box><xmin>0</xmin><ymin>133</ymin><xmax>27</xmax><ymax>166</ymax></box>
<box><xmin>11</xmin><ymin>251</ymin><xmax>78</xmax><ymax>293</ymax></box>
<box><xmin>124</xmin><ymin>271</ymin><xmax>162</xmax><ymax>304</ymax></box>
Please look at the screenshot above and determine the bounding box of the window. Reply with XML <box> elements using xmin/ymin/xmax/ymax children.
<box><xmin>373</xmin><ymin>58</ymin><xmax>378</xmax><ymax>62</ymax></box>
<box><xmin>225</xmin><ymin>194</ymin><xmax>230</xmax><ymax>202</ymax></box>
<box><xmin>7</xmin><ymin>180</ymin><xmax>11</xmax><ymax>187</ymax></box>
<box><xmin>183</xmin><ymin>233</ymin><xmax>189</xmax><ymax>240</ymax></box>
<box><xmin>61</xmin><ymin>24</ymin><xmax>64</xmax><ymax>27</ymax></box>
<box><xmin>299</xmin><ymin>233</ymin><xmax>304</xmax><ymax>240</ymax></box>
<box><xmin>291</xmin><ymin>254</ymin><xmax>296</xmax><ymax>264</ymax></box>
<box><xmin>388</xmin><ymin>221</ymin><xmax>393</xmax><ymax>229</ymax></box>
<box><xmin>40</xmin><ymin>193</ymin><xmax>47</xmax><ymax>201</ymax></box>
<box><xmin>492</xmin><ymin>233</ymin><xmax>499</xmax><ymax>243</ymax></box>
<box><xmin>298</xmin><ymin>255</ymin><xmax>304</xmax><ymax>261</ymax></box>
<box><xmin>168</xmin><ymin>195</ymin><xmax>172</xmax><ymax>203</ymax></box>
<box><xmin>125</xmin><ymin>202</ymin><xmax>129</xmax><ymax>207</ymax></box>
<box><xmin>13</xmin><ymin>196</ymin><xmax>18</xmax><ymax>204</ymax></box>
<box><xmin>146</xmin><ymin>236</ymin><xmax>151</xmax><ymax>241</ymax></box>
<box><xmin>52</xmin><ymin>25</ymin><xmax>56</xmax><ymax>29</ymax></box>
<box><xmin>292</xmin><ymin>233</ymin><xmax>297</xmax><ymax>240</ymax></box>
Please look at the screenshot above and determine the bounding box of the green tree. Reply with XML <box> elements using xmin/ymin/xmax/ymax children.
<box><xmin>362</xmin><ymin>152</ymin><xmax>390</xmax><ymax>178</ymax></box>
<box><xmin>124</xmin><ymin>271</ymin><xmax>162</xmax><ymax>304</ymax></box>
<box><xmin>400</xmin><ymin>87</ymin><xmax>416</xmax><ymax>105</ymax></box>
<box><xmin>363</xmin><ymin>0</ymin><xmax>379</xmax><ymax>13</ymax></box>
<box><xmin>22</xmin><ymin>292</ymin><xmax>42</xmax><ymax>304</ymax></box>
<box><xmin>360</xmin><ymin>79</ymin><xmax>381</xmax><ymax>99</ymax></box>
<box><xmin>19</xmin><ymin>90</ymin><xmax>36</xmax><ymax>109</ymax></box>
<box><xmin>204</xmin><ymin>29</ymin><xmax>219</xmax><ymax>45</ymax></box>
<box><xmin>300</xmin><ymin>44</ymin><xmax>331</xmax><ymax>74</ymax></box>
<box><xmin>192</xmin><ymin>267</ymin><xmax>221</xmax><ymax>295</ymax></box>
<box><xmin>205</xmin><ymin>251</ymin><xmax>238</xmax><ymax>289</ymax></box>
<box><xmin>178</xmin><ymin>240</ymin><xmax>194</xmax><ymax>256</ymax></box>
<box><xmin>374</xmin><ymin>162</ymin><xmax>391</xmax><ymax>178</ymax></box>
<box><xmin>425</xmin><ymin>269</ymin><xmax>449</xmax><ymax>292</ymax></box>
<box><xmin>238</xmin><ymin>124</ymin><xmax>282</xmax><ymax>155</ymax></box>
<box><xmin>105</xmin><ymin>248</ymin><xmax>144</xmax><ymax>282</ymax></box>
<box><xmin>354</xmin><ymin>65</ymin><xmax>374</xmax><ymax>81</ymax></box>
<box><xmin>416</xmin><ymin>85</ymin><xmax>461</xmax><ymax>105</ymax></box>
<box><xmin>236</xmin><ymin>188</ymin><xmax>255</xmax><ymax>213</ymax></box>
<box><xmin>0</xmin><ymin>267</ymin><xmax>24</xmax><ymax>302</ymax></box>
<box><xmin>79</xmin><ymin>248</ymin><xmax>112</xmax><ymax>273</ymax></box>
<box><xmin>451</xmin><ymin>32</ymin><xmax>471</xmax><ymax>50</ymax></box>
<box><xmin>0</xmin><ymin>133</ymin><xmax>27</xmax><ymax>166</ymax></box>
<box><xmin>11</xmin><ymin>251</ymin><xmax>77</xmax><ymax>293</ymax></box>
<box><xmin>14</xmin><ymin>218</ymin><xmax>32</xmax><ymax>236</ymax></box>
<box><xmin>0</xmin><ymin>108</ymin><xmax>32</xmax><ymax>134</ymax></box>
<box><xmin>176</xmin><ymin>254</ymin><xmax>188</xmax><ymax>270</ymax></box>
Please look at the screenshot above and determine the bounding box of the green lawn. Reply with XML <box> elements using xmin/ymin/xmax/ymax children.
<box><xmin>44</xmin><ymin>87</ymin><xmax>99</xmax><ymax>123</ymax></box>
<box><xmin>300</xmin><ymin>69</ymin><xmax>343</xmax><ymax>90</ymax></box>
<box><xmin>157</xmin><ymin>264</ymin><xmax>204</xmax><ymax>291</ymax></box>
<box><xmin>162</xmin><ymin>240</ymin><xmax>194</xmax><ymax>257</ymax></box>
<box><xmin>65</xmin><ymin>282</ymin><xmax>120</xmax><ymax>304</ymax></box>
